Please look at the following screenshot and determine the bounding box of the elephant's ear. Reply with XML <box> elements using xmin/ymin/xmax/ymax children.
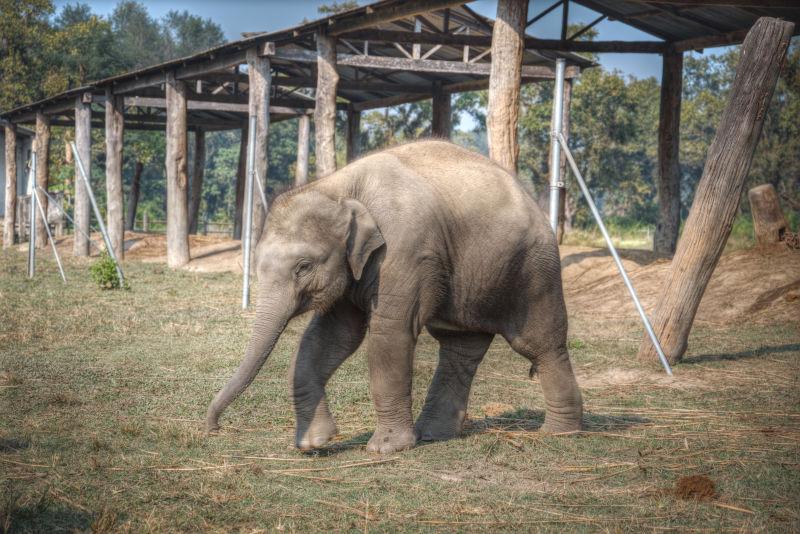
<box><xmin>343</xmin><ymin>199</ymin><xmax>385</xmax><ymax>281</ymax></box>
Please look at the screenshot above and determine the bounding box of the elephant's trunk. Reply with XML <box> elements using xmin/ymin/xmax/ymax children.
<box><xmin>206</xmin><ymin>289</ymin><xmax>292</xmax><ymax>432</ymax></box>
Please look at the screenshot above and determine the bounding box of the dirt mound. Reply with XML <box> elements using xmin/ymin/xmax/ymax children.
<box><xmin>561</xmin><ymin>245</ymin><xmax>799</xmax><ymax>326</ymax></box>
<box><xmin>45</xmin><ymin>232</ymin><xmax>245</xmax><ymax>273</ymax></box>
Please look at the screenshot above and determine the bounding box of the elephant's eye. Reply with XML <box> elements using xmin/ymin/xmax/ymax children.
<box><xmin>294</xmin><ymin>261</ymin><xmax>312</xmax><ymax>277</ymax></box>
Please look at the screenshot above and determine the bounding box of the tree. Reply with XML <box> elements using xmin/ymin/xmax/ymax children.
<box><xmin>0</xmin><ymin>0</ymin><xmax>53</xmax><ymax>111</ymax></box>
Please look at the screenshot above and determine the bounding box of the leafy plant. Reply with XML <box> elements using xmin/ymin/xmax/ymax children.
<box><xmin>89</xmin><ymin>252</ymin><xmax>128</xmax><ymax>290</ymax></box>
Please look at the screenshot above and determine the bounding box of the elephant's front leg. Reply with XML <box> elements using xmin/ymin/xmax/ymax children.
<box><xmin>291</xmin><ymin>300</ymin><xmax>366</xmax><ymax>450</ymax></box>
<box><xmin>366</xmin><ymin>317</ymin><xmax>419</xmax><ymax>454</ymax></box>
<box><xmin>415</xmin><ymin>328</ymin><xmax>493</xmax><ymax>441</ymax></box>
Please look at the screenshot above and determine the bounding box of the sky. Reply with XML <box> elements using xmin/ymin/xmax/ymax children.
<box><xmin>52</xmin><ymin>0</ymin><xmax>728</xmax><ymax>82</ymax></box>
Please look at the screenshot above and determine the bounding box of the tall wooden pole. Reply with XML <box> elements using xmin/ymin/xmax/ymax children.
<box><xmin>105</xmin><ymin>89</ymin><xmax>125</xmax><ymax>259</ymax></box>
<box><xmin>125</xmin><ymin>161</ymin><xmax>143</xmax><ymax>231</ymax></box>
<box><xmin>188</xmin><ymin>128</ymin><xmax>206</xmax><ymax>234</ymax></box>
<box><xmin>486</xmin><ymin>0</ymin><xmax>527</xmax><ymax>174</ymax></box>
<box><xmin>295</xmin><ymin>114</ymin><xmax>310</xmax><ymax>187</ymax></box>
<box><xmin>653</xmin><ymin>51</ymin><xmax>683</xmax><ymax>256</ymax></box>
<box><xmin>3</xmin><ymin>123</ymin><xmax>17</xmax><ymax>248</ymax></box>
<box><xmin>314</xmin><ymin>31</ymin><xmax>339</xmax><ymax>178</ymax></box>
<box><xmin>165</xmin><ymin>71</ymin><xmax>190</xmax><ymax>268</ymax></box>
<box><xmin>233</xmin><ymin>125</ymin><xmax>247</xmax><ymax>240</ymax></box>
<box><xmin>247</xmin><ymin>48</ymin><xmax>271</xmax><ymax>246</ymax></box>
<box><xmin>73</xmin><ymin>97</ymin><xmax>91</xmax><ymax>256</ymax></box>
<box><xmin>346</xmin><ymin>108</ymin><xmax>361</xmax><ymax>163</ymax></box>
<box><xmin>431</xmin><ymin>83</ymin><xmax>451</xmax><ymax>139</ymax></box>
<box><xmin>34</xmin><ymin>112</ymin><xmax>50</xmax><ymax>249</ymax></box>
<box><xmin>637</xmin><ymin>17</ymin><xmax>794</xmax><ymax>366</ymax></box>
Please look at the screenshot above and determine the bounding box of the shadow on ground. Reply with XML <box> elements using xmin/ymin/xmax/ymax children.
<box><xmin>685</xmin><ymin>343</ymin><xmax>800</xmax><ymax>364</ymax></box>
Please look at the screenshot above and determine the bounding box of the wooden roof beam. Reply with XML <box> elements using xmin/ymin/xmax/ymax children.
<box><xmin>327</xmin><ymin>0</ymin><xmax>466</xmax><ymax>36</ymax></box>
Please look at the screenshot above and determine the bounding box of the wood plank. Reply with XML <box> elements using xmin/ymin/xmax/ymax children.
<box><xmin>270</xmin><ymin>48</ymin><xmax>579</xmax><ymax>76</ymax></box>
<box><xmin>315</xmin><ymin>32</ymin><xmax>339</xmax><ymax>178</ymax></box>
<box><xmin>431</xmin><ymin>83</ymin><xmax>451</xmax><ymax>138</ymax></box>
<box><xmin>105</xmin><ymin>89</ymin><xmax>125</xmax><ymax>259</ymax></box>
<box><xmin>247</xmin><ymin>47</ymin><xmax>272</xmax><ymax>246</ymax></box>
<box><xmin>3</xmin><ymin>123</ymin><xmax>17</xmax><ymax>248</ymax></box>
<box><xmin>654</xmin><ymin>51</ymin><xmax>683</xmax><ymax>256</ymax></box>
<box><xmin>487</xmin><ymin>0</ymin><xmax>527</xmax><ymax>174</ymax></box>
<box><xmin>165</xmin><ymin>72</ymin><xmax>190</xmax><ymax>268</ymax></box>
<box><xmin>637</xmin><ymin>17</ymin><xmax>795</xmax><ymax>366</ymax></box>
<box><xmin>336</xmin><ymin>29</ymin><xmax>669</xmax><ymax>53</ymax></box>
<box><xmin>346</xmin><ymin>108</ymin><xmax>361</xmax><ymax>162</ymax></box>
<box><xmin>34</xmin><ymin>112</ymin><xmax>50</xmax><ymax>249</ymax></box>
<box><xmin>327</xmin><ymin>0</ymin><xmax>466</xmax><ymax>36</ymax></box>
<box><xmin>188</xmin><ymin>129</ymin><xmax>206</xmax><ymax>234</ymax></box>
<box><xmin>295</xmin><ymin>114</ymin><xmax>310</xmax><ymax>187</ymax></box>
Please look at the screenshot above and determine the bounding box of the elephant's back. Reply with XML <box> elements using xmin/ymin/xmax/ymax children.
<box><xmin>377</xmin><ymin>140</ymin><xmax>548</xmax><ymax>235</ymax></box>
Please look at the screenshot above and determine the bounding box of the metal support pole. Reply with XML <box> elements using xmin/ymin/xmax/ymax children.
<box><xmin>548</xmin><ymin>58</ymin><xmax>566</xmax><ymax>234</ymax></box>
<box><xmin>33</xmin><ymin>188</ymin><xmax>66</xmax><ymax>282</ymax></box>
<box><xmin>27</xmin><ymin>153</ymin><xmax>37</xmax><ymax>278</ymax></box>
<box><xmin>70</xmin><ymin>142</ymin><xmax>125</xmax><ymax>287</ymax></box>
<box><xmin>255</xmin><ymin>169</ymin><xmax>268</xmax><ymax>212</ymax></box>
<box><xmin>37</xmin><ymin>187</ymin><xmax>102</xmax><ymax>254</ymax></box>
<box><xmin>242</xmin><ymin>115</ymin><xmax>257</xmax><ymax>309</ymax></box>
<box><xmin>556</xmin><ymin>132</ymin><xmax>673</xmax><ymax>376</ymax></box>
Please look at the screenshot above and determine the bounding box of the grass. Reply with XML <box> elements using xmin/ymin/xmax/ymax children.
<box><xmin>563</xmin><ymin>214</ymin><xmax>761</xmax><ymax>251</ymax></box>
<box><xmin>1</xmin><ymin>248</ymin><xmax>799</xmax><ymax>532</ymax></box>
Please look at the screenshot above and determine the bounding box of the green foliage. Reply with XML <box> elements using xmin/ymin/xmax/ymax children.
<box><xmin>89</xmin><ymin>252</ymin><xmax>127</xmax><ymax>290</ymax></box>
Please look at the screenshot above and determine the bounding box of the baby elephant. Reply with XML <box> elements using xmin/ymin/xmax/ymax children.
<box><xmin>206</xmin><ymin>140</ymin><xmax>582</xmax><ymax>453</ymax></box>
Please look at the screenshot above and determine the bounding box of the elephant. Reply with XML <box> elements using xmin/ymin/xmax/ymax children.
<box><xmin>205</xmin><ymin>140</ymin><xmax>583</xmax><ymax>454</ymax></box>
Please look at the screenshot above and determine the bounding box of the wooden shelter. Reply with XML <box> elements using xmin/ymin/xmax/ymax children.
<box><xmin>1</xmin><ymin>0</ymin><xmax>798</xmax><ymax>266</ymax></box>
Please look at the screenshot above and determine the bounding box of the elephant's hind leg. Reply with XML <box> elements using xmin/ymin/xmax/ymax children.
<box><xmin>508</xmin><ymin>334</ymin><xmax>583</xmax><ymax>433</ymax></box>
<box><xmin>291</xmin><ymin>299</ymin><xmax>366</xmax><ymax>450</ymax></box>
<box><xmin>415</xmin><ymin>327</ymin><xmax>493</xmax><ymax>441</ymax></box>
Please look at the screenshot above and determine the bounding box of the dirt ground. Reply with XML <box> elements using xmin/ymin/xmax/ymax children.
<box><xmin>2</xmin><ymin>237</ymin><xmax>798</xmax><ymax>531</ymax></box>
<box><xmin>43</xmin><ymin>231</ymin><xmax>800</xmax><ymax>326</ymax></box>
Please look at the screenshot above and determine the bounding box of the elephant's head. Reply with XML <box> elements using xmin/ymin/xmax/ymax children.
<box><xmin>205</xmin><ymin>190</ymin><xmax>384</xmax><ymax>432</ymax></box>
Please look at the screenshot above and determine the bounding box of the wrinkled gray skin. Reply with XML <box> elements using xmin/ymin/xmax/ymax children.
<box><xmin>206</xmin><ymin>140</ymin><xmax>582</xmax><ymax>453</ymax></box>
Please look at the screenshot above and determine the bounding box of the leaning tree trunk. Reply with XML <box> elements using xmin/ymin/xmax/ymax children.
<box><xmin>637</xmin><ymin>17</ymin><xmax>794</xmax><ymax>366</ymax></box>
<box><xmin>125</xmin><ymin>161</ymin><xmax>143</xmax><ymax>231</ymax></box>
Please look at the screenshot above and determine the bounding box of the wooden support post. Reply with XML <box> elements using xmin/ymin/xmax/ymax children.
<box><xmin>314</xmin><ymin>31</ymin><xmax>339</xmax><ymax>178</ymax></box>
<box><xmin>3</xmin><ymin>123</ymin><xmax>17</xmax><ymax>248</ymax></box>
<box><xmin>188</xmin><ymin>128</ymin><xmax>206</xmax><ymax>234</ymax></box>
<box><xmin>34</xmin><ymin>112</ymin><xmax>50</xmax><ymax>249</ymax></box>
<box><xmin>247</xmin><ymin>47</ymin><xmax>272</xmax><ymax>246</ymax></box>
<box><xmin>295</xmin><ymin>114</ymin><xmax>310</xmax><ymax>187</ymax></box>
<box><xmin>346</xmin><ymin>108</ymin><xmax>361</xmax><ymax>163</ymax></box>
<box><xmin>165</xmin><ymin>71</ymin><xmax>190</xmax><ymax>268</ymax></box>
<box><xmin>487</xmin><ymin>0</ymin><xmax>527</xmax><ymax>174</ymax></box>
<box><xmin>431</xmin><ymin>83</ymin><xmax>451</xmax><ymax>139</ymax></box>
<box><xmin>556</xmin><ymin>79</ymin><xmax>572</xmax><ymax>244</ymax></box>
<box><xmin>748</xmin><ymin>184</ymin><xmax>788</xmax><ymax>246</ymax></box>
<box><xmin>105</xmin><ymin>89</ymin><xmax>125</xmax><ymax>259</ymax></box>
<box><xmin>125</xmin><ymin>161</ymin><xmax>143</xmax><ymax>231</ymax></box>
<box><xmin>654</xmin><ymin>51</ymin><xmax>683</xmax><ymax>256</ymax></box>
<box><xmin>74</xmin><ymin>97</ymin><xmax>91</xmax><ymax>256</ymax></box>
<box><xmin>233</xmin><ymin>125</ymin><xmax>248</xmax><ymax>240</ymax></box>
<box><xmin>637</xmin><ymin>18</ymin><xmax>794</xmax><ymax>366</ymax></box>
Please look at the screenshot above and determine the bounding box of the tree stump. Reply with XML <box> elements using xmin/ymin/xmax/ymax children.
<box><xmin>748</xmin><ymin>184</ymin><xmax>788</xmax><ymax>246</ymax></box>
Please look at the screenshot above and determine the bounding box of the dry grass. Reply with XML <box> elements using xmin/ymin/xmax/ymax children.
<box><xmin>1</xmin><ymin>248</ymin><xmax>799</xmax><ymax>532</ymax></box>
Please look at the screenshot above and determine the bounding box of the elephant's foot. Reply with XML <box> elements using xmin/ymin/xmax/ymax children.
<box><xmin>414</xmin><ymin>406</ymin><xmax>467</xmax><ymax>441</ymax></box>
<box><xmin>540</xmin><ymin>411</ymin><xmax>582</xmax><ymax>434</ymax></box>
<box><xmin>366</xmin><ymin>426</ymin><xmax>417</xmax><ymax>454</ymax></box>
<box><xmin>295</xmin><ymin>415</ymin><xmax>338</xmax><ymax>450</ymax></box>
